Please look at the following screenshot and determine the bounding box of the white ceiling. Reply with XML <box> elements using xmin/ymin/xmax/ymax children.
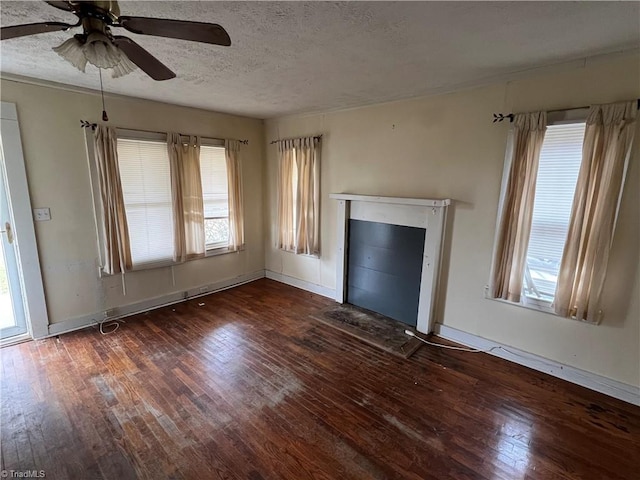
<box><xmin>1</xmin><ymin>1</ymin><xmax>639</xmax><ymax>119</ymax></box>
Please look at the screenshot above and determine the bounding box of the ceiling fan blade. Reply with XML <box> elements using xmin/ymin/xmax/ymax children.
<box><xmin>117</xmin><ymin>17</ymin><xmax>231</xmax><ymax>46</ymax></box>
<box><xmin>113</xmin><ymin>36</ymin><xmax>175</xmax><ymax>81</ymax></box>
<box><xmin>44</xmin><ymin>1</ymin><xmax>76</xmax><ymax>12</ymax></box>
<box><xmin>0</xmin><ymin>22</ymin><xmax>75</xmax><ymax>40</ymax></box>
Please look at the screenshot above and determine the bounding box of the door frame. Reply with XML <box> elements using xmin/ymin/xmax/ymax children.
<box><xmin>0</xmin><ymin>102</ymin><xmax>48</xmax><ymax>339</ymax></box>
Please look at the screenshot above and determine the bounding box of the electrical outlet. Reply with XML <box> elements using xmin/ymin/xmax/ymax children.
<box><xmin>199</xmin><ymin>286</ymin><xmax>209</xmax><ymax>293</ymax></box>
<box><xmin>33</xmin><ymin>208</ymin><xmax>51</xmax><ymax>221</ymax></box>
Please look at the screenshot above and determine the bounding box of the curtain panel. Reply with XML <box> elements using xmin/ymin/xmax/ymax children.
<box><xmin>277</xmin><ymin>136</ymin><xmax>321</xmax><ymax>255</ymax></box>
<box><xmin>277</xmin><ymin>143</ymin><xmax>296</xmax><ymax>251</ymax></box>
<box><xmin>554</xmin><ymin>101</ymin><xmax>637</xmax><ymax>322</ymax></box>
<box><xmin>168</xmin><ymin>133</ymin><xmax>205</xmax><ymax>262</ymax></box>
<box><xmin>491</xmin><ymin>112</ymin><xmax>547</xmax><ymax>302</ymax></box>
<box><xmin>225</xmin><ymin>139</ymin><xmax>245</xmax><ymax>250</ymax></box>
<box><xmin>93</xmin><ymin>125</ymin><xmax>132</xmax><ymax>275</ymax></box>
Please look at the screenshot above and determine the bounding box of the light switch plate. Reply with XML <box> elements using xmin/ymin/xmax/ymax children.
<box><xmin>33</xmin><ymin>208</ymin><xmax>51</xmax><ymax>221</ymax></box>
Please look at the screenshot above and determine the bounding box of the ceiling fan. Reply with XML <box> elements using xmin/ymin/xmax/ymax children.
<box><xmin>0</xmin><ymin>0</ymin><xmax>231</xmax><ymax>81</ymax></box>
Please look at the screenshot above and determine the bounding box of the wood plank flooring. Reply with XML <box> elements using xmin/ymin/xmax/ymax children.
<box><xmin>1</xmin><ymin>278</ymin><xmax>639</xmax><ymax>479</ymax></box>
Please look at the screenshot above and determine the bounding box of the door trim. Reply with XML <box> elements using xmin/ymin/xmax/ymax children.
<box><xmin>0</xmin><ymin>102</ymin><xmax>49</xmax><ymax>339</ymax></box>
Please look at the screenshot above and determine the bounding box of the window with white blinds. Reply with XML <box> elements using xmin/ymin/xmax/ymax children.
<box><xmin>199</xmin><ymin>145</ymin><xmax>229</xmax><ymax>249</ymax></box>
<box><xmin>524</xmin><ymin>122</ymin><xmax>585</xmax><ymax>301</ymax></box>
<box><xmin>117</xmin><ymin>138</ymin><xmax>174</xmax><ymax>267</ymax></box>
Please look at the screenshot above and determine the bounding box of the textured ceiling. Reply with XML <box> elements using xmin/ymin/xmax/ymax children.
<box><xmin>1</xmin><ymin>1</ymin><xmax>639</xmax><ymax>118</ymax></box>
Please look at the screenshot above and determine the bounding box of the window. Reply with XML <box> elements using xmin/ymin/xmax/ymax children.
<box><xmin>524</xmin><ymin>122</ymin><xmax>585</xmax><ymax>303</ymax></box>
<box><xmin>114</xmin><ymin>135</ymin><xmax>230</xmax><ymax>268</ymax></box>
<box><xmin>199</xmin><ymin>145</ymin><xmax>229</xmax><ymax>249</ymax></box>
<box><xmin>117</xmin><ymin>138</ymin><xmax>174</xmax><ymax>267</ymax></box>
<box><xmin>491</xmin><ymin>102</ymin><xmax>636</xmax><ymax>321</ymax></box>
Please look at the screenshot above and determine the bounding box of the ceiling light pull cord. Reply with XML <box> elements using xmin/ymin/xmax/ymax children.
<box><xmin>99</xmin><ymin>68</ymin><xmax>109</xmax><ymax>122</ymax></box>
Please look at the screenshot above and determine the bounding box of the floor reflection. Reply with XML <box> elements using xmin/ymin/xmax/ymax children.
<box><xmin>200</xmin><ymin>322</ymin><xmax>304</xmax><ymax>412</ymax></box>
<box><xmin>492</xmin><ymin>405</ymin><xmax>534</xmax><ymax>479</ymax></box>
<box><xmin>201</xmin><ymin>323</ymin><xmax>246</xmax><ymax>382</ymax></box>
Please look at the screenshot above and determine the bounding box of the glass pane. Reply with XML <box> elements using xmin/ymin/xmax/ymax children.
<box><xmin>117</xmin><ymin>139</ymin><xmax>174</xmax><ymax>266</ymax></box>
<box><xmin>205</xmin><ymin>218</ymin><xmax>229</xmax><ymax>247</ymax></box>
<box><xmin>200</xmin><ymin>146</ymin><xmax>229</xmax><ymax>218</ymax></box>
<box><xmin>0</xmin><ymin>240</ymin><xmax>16</xmax><ymax>330</ymax></box>
<box><xmin>200</xmin><ymin>146</ymin><xmax>230</xmax><ymax>249</ymax></box>
<box><xmin>525</xmin><ymin>123</ymin><xmax>585</xmax><ymax>300</ymax></box>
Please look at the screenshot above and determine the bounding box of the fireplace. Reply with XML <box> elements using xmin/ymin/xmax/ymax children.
<box><xmin>330</xmin><ymin>194</ymin><xmax>450</xmax><ymax>334</ymax></box>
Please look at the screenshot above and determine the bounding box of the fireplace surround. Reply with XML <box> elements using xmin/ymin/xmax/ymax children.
<box><xmin>330</xmin><ymin>194</ymin><xmax>451</xmax><ymax>334</ymax></box>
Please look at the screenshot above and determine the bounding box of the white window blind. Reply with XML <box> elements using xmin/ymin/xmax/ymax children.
<box><xmin>525</xmin><ymin>122</ymin><xmax>585</xmax><ymax>300</ymax></box>
<box><xmin>117</xmin><ymin>138</ymin><xmax>174</xmax><ymax>267</ymax></box>
<box><xmin>199</xmin><ymin>145</ymin><xmax>229</xmax><ymax>248</ymax></box>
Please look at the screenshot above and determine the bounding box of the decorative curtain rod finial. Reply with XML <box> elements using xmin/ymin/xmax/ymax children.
<box><xmin>80</xmin><ymin>120</ymin><xmax>97</xmax><ymax>130</ymax></box>
<box><xmin>493</xmin><ymin>113</ymin><xmax>514</xmax><ymax>123</ymax></box>
<box><xmin>493</xmin><ymin>99</ymin><xmax>640</xmax><ymax>124</ymax></box>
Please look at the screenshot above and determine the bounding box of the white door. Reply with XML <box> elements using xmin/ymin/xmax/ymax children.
<box><xmin>0</xmin><ymin>157</ymin><xmax>28</xmax><ymax>339</ymax></box>
<box><xmin>0</xmin><ymin>102</ymin><xmax>49</xmax><ymax>342</ymax></box>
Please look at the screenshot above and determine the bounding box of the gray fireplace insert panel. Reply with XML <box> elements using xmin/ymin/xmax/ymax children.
<box><xmin>347</xmin><ymin>219</ymin><xmax>426</xmax><ymax>327</ymax></box>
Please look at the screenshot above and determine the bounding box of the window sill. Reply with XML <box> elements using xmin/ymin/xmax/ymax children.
<box><xmin>485</xmin><ymin>294</ymin><xmax>602</xmax><ymax>324</ymax></box>
<box><xmin>99</xmin><ymin>245</ymin><xmax>243</xmax><ymax>276</ymax></box>
<box><xmin>205</xmin><ymin>245</ymin><xmax>244</xmax><ymax>257</ymax></box>
<box><xmin>484</xmin><ymin>289</ymin><xmax>557</xmax><ymax>316</ymax></box>
<box><xmin>278</xmin><ymin>247</ymin><xmax>320</xmax><ymax>259</ymax></box>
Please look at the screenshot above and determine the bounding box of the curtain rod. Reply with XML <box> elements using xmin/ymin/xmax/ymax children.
<box><xmin>269</xmin><ymin>134</ymin><xmax>323</xmax><ymax>145</ymax></box>
<box><xmin>492</xmin><ymin>98</ymin><xmax>640</xmax><ymax>123</ymax></box>
<box><xmin>79</xmin><ymin>120</ymin><xmax>249</xmax><ymax>144</ymax></box>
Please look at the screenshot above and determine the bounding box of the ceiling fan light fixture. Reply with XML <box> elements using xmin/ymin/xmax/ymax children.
<box><xmin>52</xmin><ymin>36</ymin><xmax>87</xmax><ymax>72</ymax></box>
<box><xmin>83</xmin><ymin>31</ymin><xmax>121</xmax><ymax>69</ymax></box>
<box><xmin>110</xmin><ymin>52</ymin><xmax>137</xmax><ymax>78</ymax></box>
<box><xmin>53</xmin><ymin>32</ymin><xmax>138</xmax><ymax>78</ymax></box>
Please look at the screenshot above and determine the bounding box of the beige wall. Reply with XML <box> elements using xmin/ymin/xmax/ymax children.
<box><xmin>1</xmin><ymin>79</ymin><xmax>265</xmax><ymax>326</ymax></box>
<box><xmin>2</xmin><ymin>54</ymin><xmax>638</xmax><ymax>387</ymax></box>
<box><xmin>264</xmin><ymin>54</ymin><xmax>640</xmax><ymax>387</ymax></box>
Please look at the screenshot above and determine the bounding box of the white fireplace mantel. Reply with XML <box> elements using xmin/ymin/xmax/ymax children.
<box><xmin>330</xmin><ymin>193</ymin><xmax>451</xmax><ymax>334</ymax></box>
<box><xmin>329</xmin><ymin>194</ymin><xmax>450</xmax><ymax>208</ymax></box>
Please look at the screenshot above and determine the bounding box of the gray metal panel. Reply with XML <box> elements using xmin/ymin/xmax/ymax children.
<box><xmin>347</xmin><ymin>220</ymin><xmax>425</xmax><ymax>326</ymax></box>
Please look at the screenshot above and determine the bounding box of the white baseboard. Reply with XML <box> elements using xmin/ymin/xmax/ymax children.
<box><xmin>47</xmin><ymin>270</ymin><xmax>266</xmax><ymax>337</ymax></box>
<box><xmin>265</xmin><ymin>270</ymin><xmax>336</xmax><ymax>299</ymax></box>
<box><xmin>434</xmin><ymin>324</ymin><xmax>640</xmax><ymax>406</ymax></box>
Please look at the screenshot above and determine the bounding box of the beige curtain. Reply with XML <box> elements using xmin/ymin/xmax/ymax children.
<box><xmin>225</xmin><ymin>139</ymin><xmax>244</xmax><ymax>250</ymax></box>
<box><xmin>554</xmin><ymin>101</ymin><xmax>637</xmax><ymax>322</ymax></box>
<box><xmin>93</xmin><ymin>126</ymin><xmax>132</xmax><ymax>275</ymax></box>
<box><xmin>168</xmin><ymin>133</ymin><xmax>205</xmax><ymax>262</ymax></box>
<box><xmin>491</xmin><ymin>112</ymin><xmax>547</xmax><ymax>302</ymax></box>
<box><xmin>277</xmin><ymin>142</ymin><xmax>296</xmax><ymax>251</ymax></box>
<box><xmin>277</xmin><ymin>136</ymin><xmax>321</xmax><ymax>255</ymax></box>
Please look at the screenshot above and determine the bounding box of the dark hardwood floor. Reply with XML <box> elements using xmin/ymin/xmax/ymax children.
<box><xmin>1</xmin><ymin>279</ymin><xmax>639</xmax><ymax>479</ymax></box>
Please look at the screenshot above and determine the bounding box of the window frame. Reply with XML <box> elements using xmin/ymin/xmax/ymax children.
<box><xmin>85</xmin><ymin>128</ymin><xmax>234</xmax><ymax>277</ymax></box>
<box><xmin>487</xmin><ymin>107</ymin><xmax>589</xmax><ymax>315</ymax></box>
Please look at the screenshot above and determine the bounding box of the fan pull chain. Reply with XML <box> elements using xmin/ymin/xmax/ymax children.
<box><xmin>99</xmin><ymin>68</ymin><xmax>109</xmax><ymax>122</ymax></box>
